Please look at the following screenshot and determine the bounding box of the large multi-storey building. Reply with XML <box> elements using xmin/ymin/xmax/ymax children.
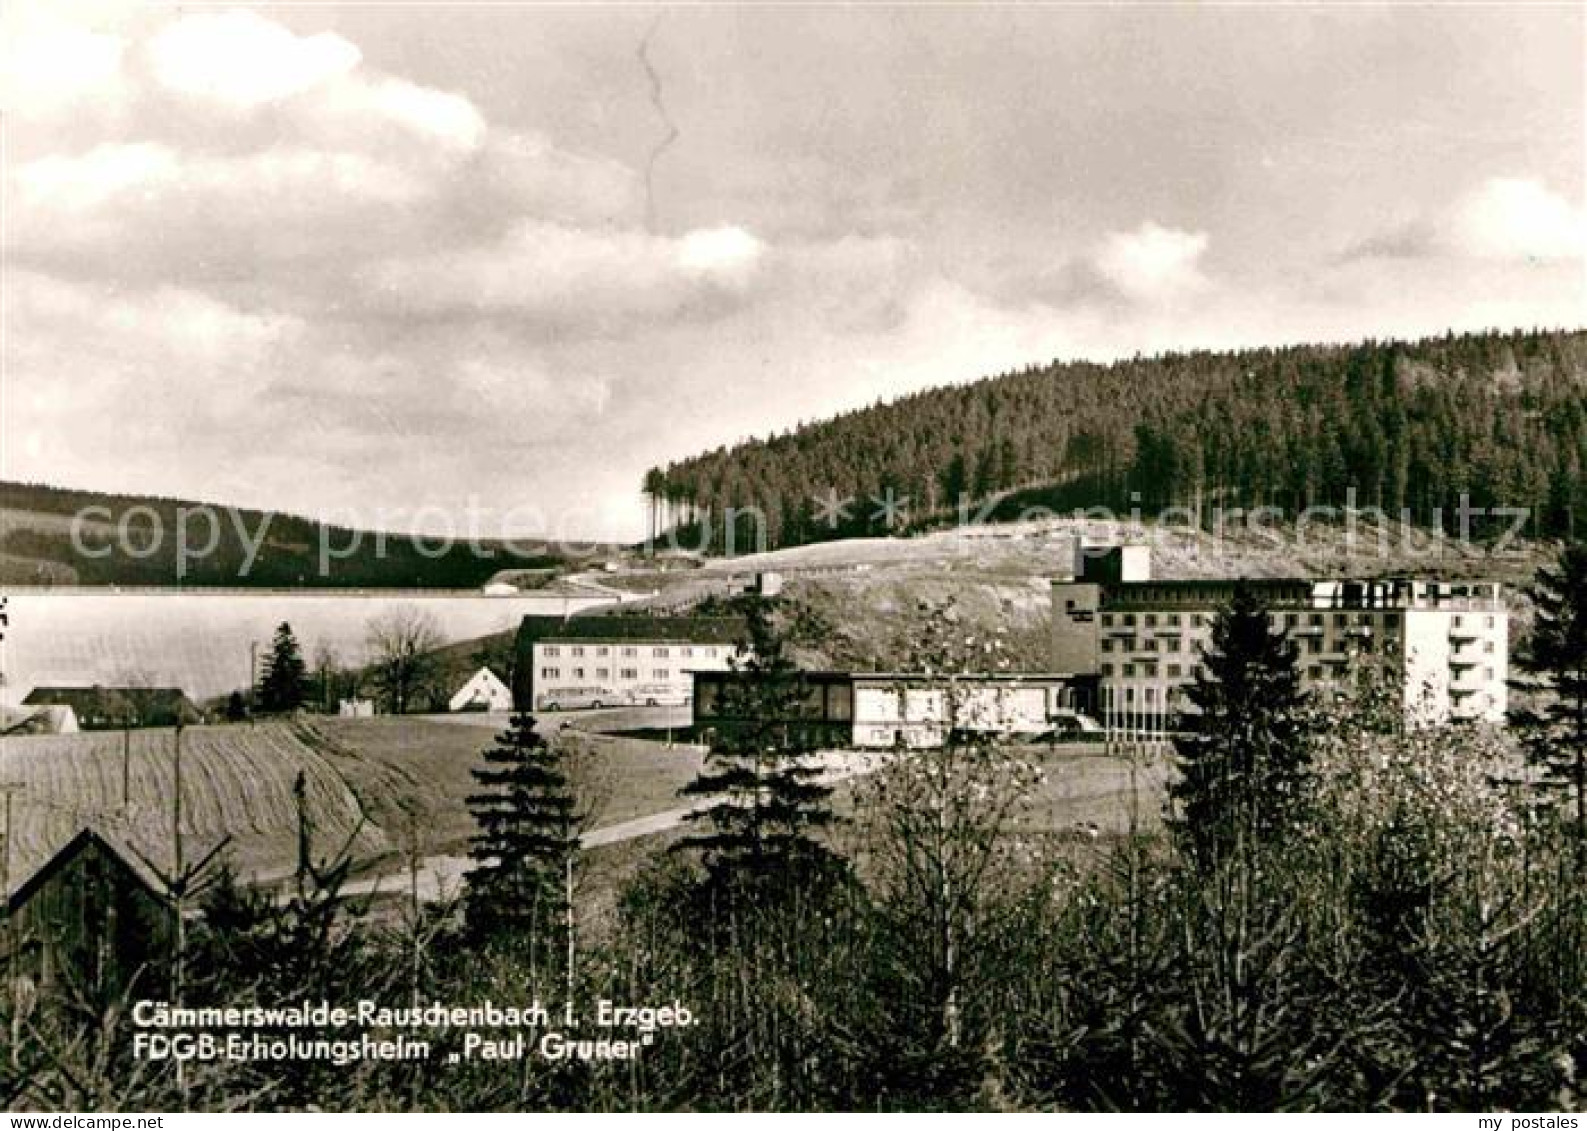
<box><xmin>1052</xmin><ymin>546</ymin><xmax>1508</xmax><ymax>727</ymax></box>
<box><xmin>514</xmin><ymin>614</ymin><xmax>747</xmax><ymax>711</ymax></box>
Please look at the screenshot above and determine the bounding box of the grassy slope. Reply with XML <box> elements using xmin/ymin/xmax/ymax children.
<box><xmin>0</xmin><ymin>722</ymin><xmax>385</xmax><ymax>885</ymax></box>
<box><xmin>607</xmin><ymin>513</ymin><xmax>1550</xmax><ymax>669</ymax></box>
<box><xmin>0</xmin><ymin>714</ymin><xmax>704</xmax><ymax>893</ymax></box>
<box><xmin>290</xmin><ymin>715</ymin><xmax>704</xmax><ymax>860</ymax></box>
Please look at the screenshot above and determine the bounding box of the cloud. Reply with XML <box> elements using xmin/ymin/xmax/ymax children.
<box><xmin>1345</xmin><ymin>176</ymin><xmax>1586</xmax><ymax>265</ymax></box>
<box><xmin>677</xmin><ymin>226</ymin><xmax>763</xmax><ymax>277</ymax></box>
<box><xmin>1</xmin><ymin>13</ymin><xmax>123</xmax><ymax>114</ymax></box>
<box><xmin>1093</xmin><ymin>222</ymin><xmax>1211</xmax><ymax>302</ymax></box>
<box><xmin>3</xmin><ymin>10</ymin><xmax>630</xmax><ymax>286</ymax></box>
<box><xmin>4</xmin><ymin>5</ymin><xmax>1580</xmax><ymax>541</ymax></box>
<box><xmin>5</xmin><ymin>271</ymin><xmax>305</xmax><ymax>479</ymax></box>
<box><xmin>349</xmin><ymin>77</ymin><xmax>486</xmax><ymax>150</ymax></box>
<box><xmin>147</xmin><ymin>9</ymin><xmax>360</xmax><ymax>108</ymax></box>
<box><xmin>361</xmin><ymin>221</ymin><xmax>766</xmax><ymax>327</ymax></box>
<box><xmin>983</xmin><ymin>223</ymin><xmax>1215</xmax><ymax>312</ymax></box>
<box><xmin>12</xmin><ymin>142</ymin><xmax>178</xmax><ymax>212</ymax></box>
<box><xmin>1450</xmin><ymin>177</ymin><xmax>1586</xmax><ymax>262</ymax></box>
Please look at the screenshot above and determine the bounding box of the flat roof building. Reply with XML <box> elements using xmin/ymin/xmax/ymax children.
<box><xmin>1052</xmin><ymin>545</ymin><xmax>1508</xmax><ymax>728</ymax></box>
<box><xmin>693</xmin><ymin>669</ymin><xmax>1099</xmax><ymax>749</ymax></box>
<box><xmin>515</xmin><ymin>614</ymin><xmax>747</xmax><ymax>712</ymax></box>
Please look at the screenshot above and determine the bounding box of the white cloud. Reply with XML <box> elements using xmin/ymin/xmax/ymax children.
<box><xmin>347</xmin><ymin>77</ymin><xmax>487</xmax><ymax>150</ymax></box>
<box><xmin>8</xmin><ymin>143</ymin><xmax>431</xmax><ymax>264</ymax></box>
<box><xmin>1094</xmin><ymin>222</ymin><xmax>1211</xmax><ymax>302</ymax></box>
<box><xmin>1345</xmin><ymin>176</ymin><xmax>1587</xmax><ymax>266</ymax></box>
<box><xmin>1</xmin><ymin>15</ymin><xmax>123</xmax><ymax>114</ymax></box>
<box><xmin>145</xmin><ymin>10</ymin><xmax>487</xmax><ymax>153</ymax></box>
<box><xmin>1449</xmin><ymin>177</ymin><xmax>1586</xmax><ymax>263</ymax></box>
<box><xmin>362</xmin><ymin>221</ymin><xmax>767</xmax><ymax>323</ymax></box>
<box><xmin>147</xmin><ymin>9</ymin><xmax>360</xmax><ymax>108</ymax></box>
<box><xmin>6</xmin><ymin>6</ymin><xmax>1578</xmax><ymax>542</ymax></box>
<box><xmin>5</xmin><ymin>271</ymin><xmax>305</xmax><ymax>483</ymax></box>
<box><xmin>4</xmin><ymin>9</ymin><xmax>627</xmax><ymax>284</ymax></box>
<box><xmin>13</xmin><ymin>142</ymin><xmax>177</xmax><ymax>211</ymax></box>
<box><xmin>678</xmin><ymin>226</ymin><xmax>764</xmax><ymax>278</ymax></box>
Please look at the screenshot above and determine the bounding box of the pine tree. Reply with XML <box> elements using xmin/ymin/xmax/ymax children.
<box><xmin>1168</xmin><ymin>583</ymin><xmax>1314</xmax><ymax>868</ymax></box>
<box><xmin>464</xmin><ymin>713</ymin><xmax>579</xmax><ymax>940</ymax></box>
<box><xmin>1511</xmin><ymin>543</ymin><xmax>1587</xmax><ymax>845</ymax></box>
<box><xmin>258</xmin><ymin>621</ymin><xmax>307</xmax><ymax>713</ymax></box>
<box><xmin>675</xmin><ymin>599</ymin><xmax>843</xmax><ymax>893</ymax></box>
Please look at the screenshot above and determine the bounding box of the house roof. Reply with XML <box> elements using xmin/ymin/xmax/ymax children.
<box><xmin>462</xmin><ymin>664</ymin><xmax>509</xmax><ymax>686</ymax></box>
<box><xmin>693</xmin><ymin>670</ymin><xmax>1093</xmax><ymax>685</ymax></box>
<box><xmin>518</xmin><ymin>614</ymin><xmax>747</xmax><ymax>647</ymax></box>
<box><xmin>21</xmin><ymin>686</ymin><xmax>199</xmax><ymax>721</ymax></box>
<box><xmin>1</xmin><ymin>704</ymin><xmax>77</xmax><ymax>736</ymax></box>
<box><xmin>6</xmin><ymin>826</ymin><xmax>170</xmax><ymax>912</ymax></box>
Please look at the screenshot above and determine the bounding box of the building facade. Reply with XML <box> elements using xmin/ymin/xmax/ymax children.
<box><xmin>693</xmin><ymin>670</ymin><xmax>1098</xmax><ymax>749</ymax></box>
<box><xmin>515</xmin><ymin>614</ymin><xmax>748</xmax><ymax>712</ymax></box>
<box><xmin>21</xmin><ymin>686</ymin><xmax>201</xmax><ymax>730</ymax></box>
<box><xmin>3</xmin><ymin>828</ymin><xmax>175</xmax><ymax>997</ymax></box>
<box><xmin>1052</xmin><ymin>546</ymin><xmax>1508</xmax><ymax>728</ymax></box>
<box><xmin>448</xmin><ymin>666</ymin><xmax>513</xmax><ymax>712</ymax></box>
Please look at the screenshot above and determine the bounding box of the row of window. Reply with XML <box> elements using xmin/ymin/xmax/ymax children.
<box><xmin>1104</xmin><ymin>634</ymin><xmax>1401</xmax><ymax>658</ymax></box>
<box><xmin>540</xmin><ymin>667</ymin><xmax>674</xmax><ymax>682</ymax></box>
<box><xmin>1100</xmin><ymin>610</ymin><xmax>1497</xmax><ymax>632</ymax></box>
<box><xmin>1102</xmin><ymin>612</ymin><xmax>1205</xmax><ymax>629</ymax></box>
<box><xmin>1102</xmin><ymin>663</ymin><xmax>1205</xmax><ymax>679</ymax></box>
<box><xmin>1101</xmin><ymin>660</ymin><xmax>1499</xmax><ymax>685</ymax></box>
<box><xmin>539</xmin><ymin>644</ymin><xmax>720</xmax><ymax>659</ymax></box>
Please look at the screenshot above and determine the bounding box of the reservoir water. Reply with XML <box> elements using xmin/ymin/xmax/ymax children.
<box><xmin>0</xmin><ymin>587</ymin><xmax>619</xmax><ymax>704</ymax></box>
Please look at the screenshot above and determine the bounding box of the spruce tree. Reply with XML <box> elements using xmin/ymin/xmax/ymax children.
<box><xmin>1168</xmin><ymin>583</ymin><xmax>1313</xmax><ymax>868</ymax></box>
<box><xmin>465</xmin><ymin>713</ymin><xmax>579</xmax><ymax>940</ymax></box>
<box><xmin>1511</xmin><ymin>542</ymin><xmax>1587</xmax><ymax>845</ymax></box>
<box><xmin>675</xmin><ymin>599</ymin><xmax>843</xmax><ymax>892</ymax></box>
<box><xmin>258</xmin><ymin>621</ymin><xmax>307</xmax><ymax>713</ymax></box>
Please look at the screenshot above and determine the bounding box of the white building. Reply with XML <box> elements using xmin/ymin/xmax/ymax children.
<box><xmin>693</xmin><ymin>670</ymin><xmax>1095</xmax><ymax>749</ymax></box>
<box><xmin>516</xmin><ymin>615</ymin><xmax>747</xmax><ymax>712</ymax></box>
<box><xmin>1052</xmin><ymin>545</ymin><xmax>1509</xmax><ymax>728</ymax></box>
<box><xmin>449</xmin><ymin>666</ymin><xmax>513</xmax><ymax>713</ymax></box>
<box><xmin>1</xmin><ymin>704</ymin><xmax>79</xmax><ymax>735</ymax></box>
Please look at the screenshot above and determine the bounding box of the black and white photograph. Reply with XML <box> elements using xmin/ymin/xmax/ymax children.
<box><xmin>1</xmin><ymin>0</ymin><xmax>1584</xmax><ymax>1115</ymax></box>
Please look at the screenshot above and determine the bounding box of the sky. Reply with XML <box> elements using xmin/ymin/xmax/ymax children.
<box><xmin>3</xmin><ymin>2</ymin><xmax>1584</xmax><ymax>541</ymax></box>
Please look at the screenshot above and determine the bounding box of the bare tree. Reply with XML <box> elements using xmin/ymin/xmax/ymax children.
<box><xmin>857</xmin><ymin>597</ymin><xmax>1045</xmax><ymax>1055</ymax></box>
<box><xmin>364</xmin><ymin>606</ymin><xmax>443</xmax><ymax>715</ymax></box>
<box><xmin>309</xmin><ymin>641</ymin><xmax>340</xmax><ymax>713</ymax></box>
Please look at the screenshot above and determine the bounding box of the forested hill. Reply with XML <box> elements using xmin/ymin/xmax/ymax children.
<box><xmin>0</xmin><ymin>481</ymin><xmax>575</xmax><ymax>588</ymax></box>
<box><xmin>645</xmin><ymin>328</ymin><xmax>1587</xmax><ymax>554</ymax></box>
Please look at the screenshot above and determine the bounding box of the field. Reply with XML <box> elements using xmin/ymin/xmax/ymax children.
<box><xmin>1</xmin><ymin>700</ymin><xmax>1168</xmax><ymax>915</ymax></box>
<box><xmin>292</xmin><ymin>713</ymin><xmax>706</xmax><ymax>857</ymax></box>
<box><xmin>0</xmin><ymin>713</ymin><xmax>705</xmax><ymax>894</ymax></box>
<box><xmin>0</xmin><ymin>723</ymin><xmax>383</xmax><ymax>887</ymax></box>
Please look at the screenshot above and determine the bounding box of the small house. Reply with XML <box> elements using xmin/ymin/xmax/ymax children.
<box><xmin>21</xmin><ymin>686</ymin><xmax>201</xmax><ymax>730</ymax></box>
<box><xmin>3</xmin><ymin>828</ymin><xmax>175</xmax><ymax>996</ymax></box>
<box><xmin>449</xmin><ymin>666</ymin><xmax>513</xmax><ymax>713</ymax></box>
<box><xmin>1</xmin><ymin>704</ymin><xmax>79</xmax><ymax>735</ymax></box>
